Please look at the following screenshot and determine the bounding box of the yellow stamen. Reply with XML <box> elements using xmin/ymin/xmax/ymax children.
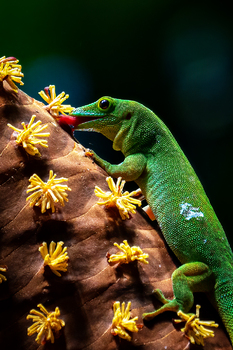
<box><xmin>27</xmin><ymin>304</ymin><xmax>65</xmax><ymax>344</ymax></box>
<box><xmin>26</xmin><ymin>170</ymin><xmax>71</xmax><ymax>213</ymax></box>
<box><xmin>111</xmin><ymin>301</ymin><xmax>140</xmax><ymax>341</ymax></box>
<box><xmin>39</xmin><ymin>241</ymin><xmax>69</xmax><ymax>277</ymax></box>
<box><xmin>94</xmin><ymin>177</ymin><xmax>141</xmax><ymax>220</ymax></box>
<box><xmin>108</xmin><ymin>240</ymin><xmax>149</xmax><ymax>265</ymax></box>
<box><xmin>0</xmin><ymin>266</ymin><xmax>7</xmax><ymax>283</ymax></box>
<box><xmin>7</xmin><ymin>115</ymin><xmax>50</xmax><ymax>156</ymax></box>
<box><xmin>0</xmin><ymin>56</ymin><xmax>24</xmax><ymax>93</ymax></box>
<box><xmin>174</xmin><ymin>305</ymin><xmax>218</xmax><ymax>346</ymax></box>
<box><xmin>38</xmin><ymin>85</ymin><xmax>74</xmax><ymax>118</ymax></box>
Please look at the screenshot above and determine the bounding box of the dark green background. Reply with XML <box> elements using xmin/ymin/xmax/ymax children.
<box><xmin>2</xmin><ymin>0</ymin><xmax>233</xmax><ymax>245</ymax></box>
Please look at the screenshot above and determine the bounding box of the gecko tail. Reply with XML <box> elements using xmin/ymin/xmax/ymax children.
<box><xmin>215</xmin><ymin>280</ymin><xmax>233</xmax><ymax>345</ymax></box>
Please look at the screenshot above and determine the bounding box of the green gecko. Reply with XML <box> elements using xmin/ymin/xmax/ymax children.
<box><xmin>64</xmin><ymin>96</ymin><xmax>233</xmax><ymax>345</ymax></box>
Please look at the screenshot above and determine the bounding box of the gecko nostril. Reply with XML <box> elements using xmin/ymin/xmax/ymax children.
<box><xmin>125</xmin><ymin>113</ymin><xmax>132</xmax><ymax>120</ymax></box>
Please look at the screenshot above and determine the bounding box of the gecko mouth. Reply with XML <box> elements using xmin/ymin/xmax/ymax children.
<box><xmin>57</xmin><ymin>115</ymin><xmax>99</xmax><ymax>128</ymax></box>
<box><xmin>61</xmin><ymin>106</ymin><xmax>107</xmax><ymax>128</ymax></box>
<box><xmin>57</xmin><ymin>106</ymin><xmax>107</xmax><ymax>130</ymax></box>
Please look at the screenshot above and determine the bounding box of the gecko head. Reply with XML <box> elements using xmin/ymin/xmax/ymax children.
<box><xmin>63</xmin><ymin>96</ymin><xmax>136</xmax><ymax>142</ymax></box>
<box><xmin>61</xmin><ymin>96</ymin><xmax>158</xmax><ymax>153</ymax></box>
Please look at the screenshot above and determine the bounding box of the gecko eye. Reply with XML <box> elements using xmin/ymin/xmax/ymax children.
<box><xmin>98</xmin><ymin>99</ymin><xmax>110</xmax><ymax>110</ymax></box>
<box><xmin>97</xmin><ymin>97</ymin><xmax>115</xmax><ymax>113</ymax></box>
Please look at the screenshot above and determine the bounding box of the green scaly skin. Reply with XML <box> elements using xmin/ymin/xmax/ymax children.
<box><xmin>70</xmin><ymin>96</ymin><xmax>233</xmax><ymax>345</ymax></box>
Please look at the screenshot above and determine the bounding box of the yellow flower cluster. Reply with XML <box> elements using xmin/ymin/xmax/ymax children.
<box><xmin>39</xmin><ymin>241</ymin><xmax>69</xmax><ymax>277</ymax></box>
<box><xmin>174</xmin><ymin>305</ymin><xmax>218</xmax><ymax>346</ymax></box>
<box><xmin>108</xmin><ymin>240</ymin><xmax>149</xmax><ymax>265</ymax></box>
<box><xmin>7</xmin><ymin>115</ymin><xmax>50</xmax><ymax>156</ymax></box>
<box><xmin>0</xmin><ymin>266</ymin><xmax>7</xmax><ymax>283</ymax></box>
<box><xmin>111</xmin><ymin>301</ymin><xmax>140</xmax><ymax>341</ymax></box>
<box><xmin>27</xmin><ymin>304</ymin><xmax>65</xmax><ymax>344</ymax></box>
<box><xmin>94</xmin><ymin>177</ymin><xmax>141</xmax><ymax>220</ymax></box>
<box><xmin>38</xmin><ymin>85</ymin><xmax>74</xmax><ymax>118</ymax></box>
<box><xmin>26</xmin><ymin>170</ymin><xmax>71</xmax><ymax>213</ymax></box>
<box><xmin>0</xmin><ymin>56</ymin><xmax>24</xmax><ymax>92</ymax></box>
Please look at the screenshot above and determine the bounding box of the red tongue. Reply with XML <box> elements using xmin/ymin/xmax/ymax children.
<box><xmin>58</xmin><ymin>115</ymin><xmax>97</xmax><ymax>128</ymax></box>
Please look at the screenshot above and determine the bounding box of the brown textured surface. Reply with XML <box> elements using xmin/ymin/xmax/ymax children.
<box><xmin>0</xmin><ymin>81</ymin><xmax>231</xmax><ymax>350</ymax></box>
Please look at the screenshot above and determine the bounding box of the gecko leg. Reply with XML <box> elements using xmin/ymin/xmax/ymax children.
<box><xmin>87</xmin><ymin>150</ymin><xmax>147</xmax><ymax>182</ymax></box>
<box><xmin>143</xmin><ymin>262</ymin><xmax>214</xmax><ymax>321</ymax></box>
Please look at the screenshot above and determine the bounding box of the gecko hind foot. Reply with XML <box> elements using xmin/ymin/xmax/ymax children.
<box><xmin>142</xmin><ymin>289</ymin><xmax>180</xmax><ymax>321</ymax></box>
<box><xmin>142</xmin><ymin>204</ymin><xmax>156</xmax><ymax>221</ymax></box>
<box><xmin>152</xmin><ymin>289</ymin><xmax>170</xmax><ymax>304</ymax></box>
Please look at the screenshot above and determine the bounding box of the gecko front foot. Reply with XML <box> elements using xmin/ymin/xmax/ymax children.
<box><xmin>85</xmin><ymin>149</ymin><xmax>95</xmax><ymax>158</ymax></box>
